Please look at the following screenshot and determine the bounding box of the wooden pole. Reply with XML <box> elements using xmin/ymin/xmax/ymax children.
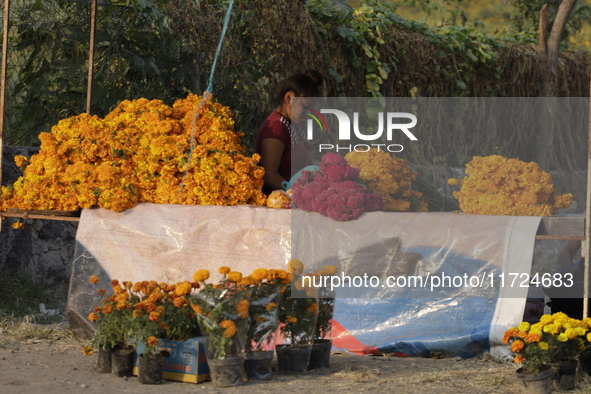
<box><xmin>0</xmin><ymin>0</ymin><xmax>11</xmax><ymax>233</ymax></box>
<box><xmin>86</xmin><ymin>0</ymin><xmax>97</xmax><ymax>114</ymax></box>
<box><xmin>584</xmin><ymin>72</ymin><xmax>591</xmax><ymax>318</ymax></box>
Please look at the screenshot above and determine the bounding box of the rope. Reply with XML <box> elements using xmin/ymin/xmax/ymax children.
<box><xmin>178</xmin><ymin>0</ymin><xmax>235</xmax><ymax>201</ymax></box>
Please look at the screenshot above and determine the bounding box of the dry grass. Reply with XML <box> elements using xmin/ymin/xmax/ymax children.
<box><xmin>0</xmin><ymin>315</ymin><xmax>72</xmax><ymax>342</ymax></box>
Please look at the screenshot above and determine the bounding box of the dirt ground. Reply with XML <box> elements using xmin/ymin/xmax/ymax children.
<box><xmin>3</xmin><ymin>319</ymin><xmax>583</xmax><ymax>394</ymax></box>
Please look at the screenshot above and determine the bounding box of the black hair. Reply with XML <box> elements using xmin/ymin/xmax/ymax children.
<box><xmin>271</xmin><ymin>69</ymin><xmax>324</xmax><ymax>107</ymax></box>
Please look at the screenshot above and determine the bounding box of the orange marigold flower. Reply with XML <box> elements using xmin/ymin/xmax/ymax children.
<box><xmin>89</xmin><ymin>275</ymin><xmax>99</xmax><ymax>284</ymax></box>
<box><xmin>266</xmin><ymin>302</ymin><xmax>277</xmax><ymax>312</ymax></box>
<box><xmin>514</xmin><ymin>355</ymin><xmax>525</xmax><ymax>364</ymax></box>
<box><xmin>191</xmin><ymin>303</ymin><xmax>203</xmax><ymax>315</ymax></box>
<box><xmin>149</xmin><ymin>312</ymin><xmax>161</xmax><ymax>322</ymax></box>
<box><xmin>286</xmin><ymin>315</ymin><xmax>298</xmax><ymax>324</ymax></box>
<box><xmin>147</xmin><ymin>336</ymin><xmax>158</xmax><ymax>346</ymax></box>
<box><xmin>227</xmin><ymin>271</ymin><xmax>243</xmax><ymax>283</ymax></box>
<box><xmin>251</xmin><ymin>268</ymin><xmax>268</xmax><ymax>282</ymax></box>
<box><xmin>175</xmin><ymin>281</ymin><xmax>192</xmax><ymax>297</ymax></box>
<box><xmin>103</xmin><ymin>304</ymin><xmax>113</xmax><ymax>314</ymax></box>
<box><xmin>502</xmin><ymin>327</ymin><xmax>519</xmax><ymax>344</ymax></box>
<box><xmin>97</xmin><ymin>288</ymin><xmax>106</xmax><ymax>296</ymax></box>
<box><xmin>288</xmin><ymin>259</ymin><xmax>304</xmax><ymax>275</ymax></box>
<box><xmin>219</xmin><ymin>320</ymin><xmax>237</xmax><ymax>338</ymax></box>
<box><xmin>235</xmin><ymin>300</ymin><xmax>249</xmax><ymax>319</ymax></box>
<box><xmin>82</xmin><ymin>346</ymin><xmax>94</xmax><ymax>356</ymax></box>
<box><xmin>173</xmin><ymin>297</ymin><xmax>188</xmax><ymax>308</ymax></box>
<box><xmin>511</xmin><ymin>340</ymin><xmax>525</xmax><ymax>353</ymax></box>
<box><xmin>193</xmin><ymin>270</ymin><xmax>210</xmax><ymax>283</ymax></box>
<box><xmin>132</xmin><ymin>309</ymin><xmax>144</xmax><ymax>318</ymax></box>
<box><xmin>525</xmin><ymin>333</ymin><xmax>542</xmax><ymax>343</ymax></box>
<box><xmin>218</xmin><ymin>266</ymin><xmax>231</xmax><ymax>275</ymax></box>
<box><xmin>87</xmin><ymin>313</ymin><xmax>99</xmax><ymax>322</ymax></box>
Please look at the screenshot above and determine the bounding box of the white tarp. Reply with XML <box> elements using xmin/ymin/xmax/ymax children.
<box><xmin>69</xmin><ymin>203</ymin><xmax>541</xmax><ymax>359</ymax></box>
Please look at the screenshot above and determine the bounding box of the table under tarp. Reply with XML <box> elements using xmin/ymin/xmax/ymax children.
<box><xmin>66</xmin><ymin>203</ymin><xmax>541</xmax><ymax>360</ymax></box>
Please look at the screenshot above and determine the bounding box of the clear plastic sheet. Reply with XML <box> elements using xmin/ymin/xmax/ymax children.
<box><xmin>68</xmin><ymin>203</ymin><xmax>541</xmax><ymax>360</ymax></box>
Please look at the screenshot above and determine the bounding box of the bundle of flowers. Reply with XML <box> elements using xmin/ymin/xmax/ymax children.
<box><xmin>450</xmin><ymin>155</ymin><xmax>572</xmax><ymax>216</ymax></box>
<box><xmin>344</xmin><ymin>149</ymin><xmax>428</xmax><ymax>212</ymax></box>
<box><xmin>84</xmin><ymin>276</ymin><xmax>201</xmax><ymax>357</ymax></box>
<box><xmin>188</xmin><ymin>268</ymin><xmax>251</xmax><ymax>359</ymax></box>
<box><xmin>240</xmin><ymin>267</ymin><xmax>292</xmax><ymax>352</ymax></box>
<box><xmin>291</xmin><ymin>153</ymin><xmax>383</xmax><ymax>221</ymax></box>
<box><xmin>1</xmin><ymin>95</ymin><xmax>266</xmax><ymax>212</ymax></box>
<box><xmin>277</xmin><ymin>259</ymin><xmax>319</xmax><ymax>348</ymax></box>
<box><xmin>503</xmin><ymin>312</ymin><xmax>590</xmax><ymax>373</ymax></box>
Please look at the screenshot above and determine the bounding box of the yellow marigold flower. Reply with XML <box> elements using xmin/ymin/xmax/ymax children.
<box><xmin>219</xmin><ymin>320</ymin><xmax>237</xmax><ymax>338</ymax></box>
<box><xmin>257</xmin><ymin>316</ymin><xmax>266</xmax><ymax>322</ymax></box>
<box><xmin>89</xmin><ymin>275</ymin><xmax>99</xmax><ymax>284</ymax></box>
<box><xmin>307</xmin><ymin>302</ymin><xmax>318</xmax><ymax>313</ymax></box>
<box><xmin>147</xmin><ymin>336</ymin><xmax>158</xmax><ymax>346</ymax></box>
<box><xmin>235</xmin><ymin>300</ymin><xmax>249</xmax><ymax>319</ymax></box>
<box><xmin>82</xmin><ymin>346</ymin><xmax>94</xmax><ymax>356</ymax></box>
<box><xmin>251</xmin><ymin>268</ymin><xmax>268</xmax><ymax>282</ymax></box>
<box><xmin>540</xmin><ymin>315</ymin><xmax>554</xmax><ymax>325</ymax></box>
<box><xmin>538</xmin><ymin>341</ymin><xmax>549</xmax><ymax>350</ymax></box>
<box><xmin>510</xmin><ymin>340</ymin><xmax>525</xmax><ymax>352</ymax></box>
<box><xmin>12</xmin><ymin>221</ymin><xmax>25</xmax><ymax>229</ymax></box>
<box><xmin>286</xmin><ymin>315</ymin><xmax>298</xmax><ymax>324</ymax></box>
<box><xmin>227</xmin><ymin>271</ymin><xmax>243</xmax><ymax>283</ymax></box>
<box><xmin>218</xmin><ymin>266</ymin><xmax>231</xmax><ymax>275</ymax></box>
<box><xmin>321</xmin><ymin>265</ymin><xmax>338</xmax><ymax>276</ymax></box>
<box><xmin>175</xmin><ymin>281</ymin><xmax>192</xmax><ymax>297</ymax></box>
<box><xmin>565</xmin><ymin>328</ymin><xmax>578</xmax><ymax>340</ymax></box>
<box><xmin>193</xmin><ymin>270</ymin><xmax>210</xmax><ymax>283</ymax></box>
<box><xmin>266</xmin><ymin>302</ymin><xmax>277</xmax><ymax>312</ymax></box>
<box><xmin>557</xmin><ymin>333</ymin><xmax>569</xmax><ymax>342</ymax></box>
<box><xmin>288</xmin><ymin>259</ymin><xmax>304</xmax><ymax>275</ymax></box>
<box><xmin>87</xmin><ymin>313</ymin><xmax>98</xmax><ymax>322</ymax></box>
<box><xmin>518</xmin><ymin>322</ymin><xmax>530</xmax><ymax>332</ymax></box>
<box><xmin>447</xmin><ymin>178</ymin><xmax>459</xmax><ymax>186</ymax></box>
<box><xmin>238</xmin><ymin>276</ymin><xmax>256</xmax><ymax>286</ymax></box>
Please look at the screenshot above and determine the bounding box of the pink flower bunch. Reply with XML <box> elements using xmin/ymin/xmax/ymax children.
<box><xmin>292</xmin><ymin>153</ymin><xmax>383</xmax><ymax>221</ymax></box>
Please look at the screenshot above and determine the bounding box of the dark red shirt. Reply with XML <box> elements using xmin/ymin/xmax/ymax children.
<box><xmin>255</xmin><ymin>111</ymin><xmax>312</xmax><ymax>194</ymax></box>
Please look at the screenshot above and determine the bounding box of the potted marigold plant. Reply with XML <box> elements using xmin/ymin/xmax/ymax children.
<box><xmin>307</xmin><ymin>265</ymin><xmax>338</xmax><ymax>370</ymax></box>
<box><xmin>538</xmin><ymin>312</ymin><xmax>587</xmax><ymax>390</ymax></box>
<box><xmin>86</xmin><ymin>277</ymin><xmax>136</xmax><ymax>377</ymax></box>
<box><xmin>276</xmin><ymin>259</ymin><xmax>319</xmax><ymax>373</ymax></box>
<box><xmin>241</xmin><ymin>267</ymin><xmax>291</xmax><ymax>380</ymax></box>
<box><xmin>188</xmin><ymin>268</ymin><xmax>251</xmax><ymax>387</ymax></box>
<box><xmin>504</xmin><ymin>312</ymin><xmax>588</xmax><ymax>392</ymax></box>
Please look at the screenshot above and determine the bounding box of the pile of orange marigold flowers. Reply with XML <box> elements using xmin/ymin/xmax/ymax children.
<box><xmin>345</xmin><ymin>148</ymin><xmax>428</xmax><ymax>212</ymax></box>
<box><xmin>1</xmin><ymin>95</ymin><xmax>266</xmax><ymax>212</ymax></box>
<box><xmin>450</xmin><ymin>155</ymin><xmax>572</xmax><ymax>216</ymax></box>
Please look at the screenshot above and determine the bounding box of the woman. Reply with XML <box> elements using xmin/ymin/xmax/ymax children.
<box><xmin>255</xmin><ymin>70</ymin><xmax>324</xmax><ymax>195</ymax></box>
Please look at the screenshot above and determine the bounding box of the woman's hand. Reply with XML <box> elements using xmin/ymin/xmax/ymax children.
<box><xmin>261</xmin><ymin>138</ymin><xmax>287</xmax><ymax>191</ymax></box>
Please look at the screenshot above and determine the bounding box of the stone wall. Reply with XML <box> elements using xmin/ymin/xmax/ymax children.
<box><xmin>0</xmin><ymin>146</ymin><xmax>78</xmax><ymax>301</ymax></box>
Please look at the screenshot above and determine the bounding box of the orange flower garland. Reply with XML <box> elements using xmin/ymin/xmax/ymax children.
<box><xmin>0</xmin><ymin>95</ymin><xmax>266</xmax><ymax>212</ymax></box>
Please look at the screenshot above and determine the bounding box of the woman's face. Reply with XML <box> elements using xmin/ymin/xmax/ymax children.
<box><xmin>289</xmin><ymin>96</ymin><xmax>310</xmax><ymax>125</ymax></box>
